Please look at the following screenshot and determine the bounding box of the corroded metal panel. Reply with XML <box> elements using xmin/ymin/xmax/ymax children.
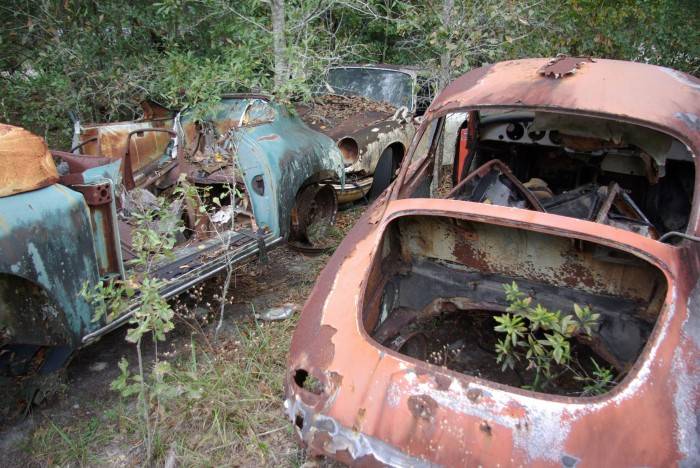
<box><xmin>287</xmin><ymin>58</ymin><xmax>700</xmax><ymax>466</ymax></box>
<box><xmin>287</xmin><ymin>200</ymin><xmax>698</xmax><ymax>466</ymax></box>
<box><xmin>178</xmin><ymin>96</ymin><xmax>344</xmax><ymax>238</ymax></box>
<box><xmin>0</xmin><ymin>184</ymin><xmax>101</xmax><ymax>344</ymax></box>
<box><xmin>0</xmin><ymin>124</ymin><xmax>59</xmax><ymax>197</ymax></box>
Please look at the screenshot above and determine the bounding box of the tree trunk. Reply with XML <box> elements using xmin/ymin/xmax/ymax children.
<box><xmin>439</xmin><ymin>0</ymin><xmax>455</xmax><ymax>87</ymax></box>
<box><xmin>271</xmin><ymin>0</ymin><xmax>287</xmax><ymax>90</ymax></box>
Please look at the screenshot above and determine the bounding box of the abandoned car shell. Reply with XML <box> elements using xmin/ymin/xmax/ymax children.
<box><xmin>296</xmin><ymin>65</ymin><xmax>434</xmax><ymax>202</ymax></box>
<box><xmin>285</xmin><ymin>58</ymin><xmax>700</xmax><ymax>466</ymax></box>
<box><xmin>0</xmin><ymin>96</ymin><xmax>343</xmax><ymax>381</ymax></box>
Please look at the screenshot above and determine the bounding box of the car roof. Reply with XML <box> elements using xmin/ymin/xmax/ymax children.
<box><xmin>428</xmin><ymin>57</ymin><xmax>700</xmax><ymax>154</ymax></box>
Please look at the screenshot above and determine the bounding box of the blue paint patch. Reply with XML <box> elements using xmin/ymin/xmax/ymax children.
<box><xmin>179</xmin><ymin>97</ymin><xmax>344</xmax><ymax>238</ymax></box>
<box><xmin>27</xmin><ymin>242</ymin><xmax>50</xmax><ymax>286</ymax></box>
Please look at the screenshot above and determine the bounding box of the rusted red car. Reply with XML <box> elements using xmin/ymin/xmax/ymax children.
<box><xmin>285</xmin><ymin>57</ymin><xmax>700</xmax><ymax>466</ymax></box>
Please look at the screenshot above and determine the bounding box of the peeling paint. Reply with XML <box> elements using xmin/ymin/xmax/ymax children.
<box><xmin>286</xmin><ymin>58</ymin><xmax>700</xmax><ymax>466</ymax></box>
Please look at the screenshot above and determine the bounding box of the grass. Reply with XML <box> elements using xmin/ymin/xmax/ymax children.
<box><xmin>28</xmin><ymin>317</ymin><xmax>302</xmax><ymax>467</ymax></box>
<box><xmin>24</xmin><ymin>205</ymin><xmax>366</xmax><ymax>467</ymax></box>
<box><xmin>31</xmin><ymin>416</ymin><xmax>113</xmax><ymax>466</ymax></box>
<box><xmin>156</xmin><ymin>317</ymin><xmax>301</xmax><ymax>466</ymax></box>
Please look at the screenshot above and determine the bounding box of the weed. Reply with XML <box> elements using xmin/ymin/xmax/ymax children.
<box><xmin>34</xmin><ymin>205</ymin><xmax>361</xmax><ymax>466</ymax></box>
<box><xmin>495</xmin><ymin>281</ymin><xmax>614</xmax><ymax>395</ymax></box>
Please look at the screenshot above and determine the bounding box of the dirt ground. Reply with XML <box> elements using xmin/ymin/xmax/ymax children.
<box><xmin>0</xmin><ymin>205</ymin><xmax>365</xmax><ymax>467</ymax></box>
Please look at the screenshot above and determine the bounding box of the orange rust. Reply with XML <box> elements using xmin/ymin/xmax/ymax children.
<box><xmin>286</xmin><ymin>59</ymin><xmax>700</xmax><ymax>466</ymax></box>
<box><xmin>78</xmin><ymin>118</ymin><xmax>172</xmax><ymax>171</ymax></box>
<box><xmin>0</xmin><ymin>124</ymin><xmax>59</xmax><ymax>197</ymax></box>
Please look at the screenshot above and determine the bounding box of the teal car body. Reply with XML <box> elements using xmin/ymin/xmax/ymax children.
<box><xmin>0</xmin><ymin>96</ymin><xmax>343</xmax><ymax>379</ymax></box>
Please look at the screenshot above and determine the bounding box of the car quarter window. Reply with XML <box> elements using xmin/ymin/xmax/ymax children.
<box><xmin>398</xmin><ymin>117</ymin><xmax>444</xmax><ymax>197</ymax></box>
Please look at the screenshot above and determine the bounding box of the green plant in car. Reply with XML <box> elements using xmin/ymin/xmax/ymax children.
<box><xmin>495</xmin><ymin>281</ymin><xmax>611</xmax><ymax>394</ymax></box>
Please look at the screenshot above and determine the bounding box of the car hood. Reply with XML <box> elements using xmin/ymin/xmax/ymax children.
<box><xmin>295</xmin><ymin>94</ymin><xmax>396</xmax><ymax>141</ymax></box>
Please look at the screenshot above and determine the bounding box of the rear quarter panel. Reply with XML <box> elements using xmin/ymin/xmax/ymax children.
<box><xmin>0</xmin><ymin>185</ymin><xmax>101</xmax><ymax>346</ymax></box>
<box><xmin>241</xmin><ymin>109</ymin><xmax>344</xmax><ymax>237</ymax></box>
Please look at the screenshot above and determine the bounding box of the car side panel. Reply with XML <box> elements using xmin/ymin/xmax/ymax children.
<box><xmin>244</xmin><ymin>110</ymin><xmax>344</xmax><ymax>237</ymax></box>
<box><xmin>0</xmin><ymin>184</ymin><xmax>101</xmax><ymax>346</ymax></box>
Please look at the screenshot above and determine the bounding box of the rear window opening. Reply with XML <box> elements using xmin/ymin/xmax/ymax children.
<box><xmin>363</xmin><ymin>215</ymin><xmax>668</xmax><ymax>397</ymax></box>
<box><xmin>415</xmin><ymin>110</ymin><xmax>695</xmax><ymax>240</ymax></box>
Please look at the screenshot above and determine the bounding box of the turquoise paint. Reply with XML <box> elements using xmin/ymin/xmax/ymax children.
<box><xmin>0</xmin><ymin>184</ymin><xmax>102</xmax><ymax>342</ymax></box>
<box><xmin>0</xmin><ymin>97</ymin><xmax>342</xmax><ymax>361</ymax></box>
<box><xmin>179</xmin><ymin>97</ymin><xmax>344</xmax><ymax>238</ymax></box>
<box><xmin>82</xmin><ymin>160</ymin><xmax>122</xmax><ymax>185</ymax></box>
<box><xmin>27</xmin><ymin>242</ymin><xmax>49</xmax><ymax>285</ymax></box>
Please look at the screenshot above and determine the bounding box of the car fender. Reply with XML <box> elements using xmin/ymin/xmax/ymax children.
<box><xmin>243</xmin><ymin>112</ymin><xmax>344</xmax><ymax>237</ymax></box>
<box><xmin>0</xmin><ymin>184</ymin><xmax>101</xmax><ymax>347</ymax></box>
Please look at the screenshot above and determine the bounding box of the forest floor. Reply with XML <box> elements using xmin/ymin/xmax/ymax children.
<box><xmin>0</xmin><ymin>204</ymin><xmax>366</xmax><ymax>467</ymax></box>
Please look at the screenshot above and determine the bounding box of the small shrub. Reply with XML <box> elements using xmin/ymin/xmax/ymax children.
<box><xmin>495</xmin><ymin>282</ymin><xmax>614</xmax><ymax>395</ymax></box>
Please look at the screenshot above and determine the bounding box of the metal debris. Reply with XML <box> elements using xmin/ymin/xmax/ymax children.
<box><xmin>257</xmin><ymin>304</ymin><xmax>297</xmax><ymax>321</ymax></box>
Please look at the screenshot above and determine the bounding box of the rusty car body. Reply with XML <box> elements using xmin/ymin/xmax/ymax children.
<box><xmin>0</xmin><ymin>95</ymin><xmax>343</xmax><ymax>383</ymax></box>
<box><xmin>71</xmin><ymin>100</ymin><xmax>175</xmax><ymax>179</ymax></box>
<box><xmin>296</xmin><ymin>65</ymin><xmax>437</xmax><ymax>203</ymax></box>
<box><xmin>285</xmin><ymin>57</ymin><xmax>700</xmax><ymax>466</ymax></box>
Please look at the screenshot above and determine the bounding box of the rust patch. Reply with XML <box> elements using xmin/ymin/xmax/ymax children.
<box><xmin>314</xmin><ymin>324</ymin><xmax>338</xmax><ymax>369</ymax></box>
<box><xmin>0</xmin><ymin>124</ymin><xmax>59</xmax><ymax>197</ymax></box>
<box><xmin>479</xmin><ymin>420</ymin><xmax>492</xmax><ymax>436</ymax></box>
<box><xmin>434</xmin><ymin>374</ymin><xmax>452</xmax><ymax>391</ymax></box>
<box><xmin>353</xmin><ymin>407</ymin><xmax>367</xmax><ymax>431</ymax></box>
<box><xmin>538</xmin><ymin>56</ymin><xmax>595</xmax><ymax>79</ymax></box>
<box><xmin>407</xmin><ymin>394</ymin><xmax>438</xmax><ymax>422</ymax></box>
<box><xmin>467</xmin><ymin>387</ymin><xmax>482</xmax><ymax>402</ymax></box>
<box><xmin>296</xmin><ymin>94</ymin><xmax>396</xmax><ymax>140</ymax></box>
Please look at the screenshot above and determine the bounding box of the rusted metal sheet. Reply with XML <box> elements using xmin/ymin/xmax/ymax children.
<box><xmin>424</xmin><ymin>58</ymin><xmax>700</xmax><ymax>188</ymax></box>
<box><xmin>74</xmin><ymin>101</ymin><xmax>175</xmax><ymax>174</ymax></box>
<box><xmin>296</xmin><ymin>94</ymin><xmax>414</xmax><ymax>178</ymax></box>
<box><xmin>287</xmin><ymin>200</ymin><xmax>698</xmax><ymax>466</ymax></box>
<box><xmin>70</xmin><ymin>181</ymin><xmax>122</xmax><ymax>278</ymax></box>
<box><xmin>0</xmin><ymin>124</ymin><xmax>59</xmax><ymax>197</ymax></box>
<box><xmin>176</xmin><ymin>95</ymin><xmax>344</xmax><ymax>240</ymax></box>
<box><xmin>286</xmin><ymin>58</ymin><xmax>700</xmax><ymax>466</ymax></box>
<box><xmin>538</xmin><ymin>56</ymin><xmax>595</xmax><ymax>79</ymax></box>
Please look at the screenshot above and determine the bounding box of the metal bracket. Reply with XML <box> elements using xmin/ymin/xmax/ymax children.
<box><xmin>71</xmin><ymin>182</ymin><xmax>112</xmax><ymax>206</ymax></box>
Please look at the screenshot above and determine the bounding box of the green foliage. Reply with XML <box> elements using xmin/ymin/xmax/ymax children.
<box><xmin>2</xmin><ymin>0</ymin><xmax>696</xmax><ymax>148</ymax></box>
<box><xmin>80</xmin><ymin>278</ymin><xmax>135</xmax><ymax>324</ymax></box>
<box><xmin>111</xmin><ymin>357</ymin><xmax>142</xmax><ymax>398</ymax></box>
<box><xmin>31</xmin><ymin>417</ymin><xmax>111</xmax><ymax>466</ymax></box>
<box><xmin>125</xmin><ymin>277</ymin><xmax>174</xmax><ymax>343</ymax></box>
<box><xmin>129</xmin><ymin>197</ymin><xmax>182</xmax><ymax>268</ymax></box>
<box><xmin>495</xmin><ymin>281</ymin><xmax>608</xmax><ymax>393</ymax></box>
<box><xmin>576</xmin><ymin>357</ymin><xmax>616</xmax><ymax>396</ymax></box>
<box><xmin>508</xmin><ymin>0</ymin><xmax>700</xmax><ymax>76</ymax></box>
<box><xmin>80</xmin><ymin>185</ymin><xmax>188</xmax><ymax>462</ymax></box>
